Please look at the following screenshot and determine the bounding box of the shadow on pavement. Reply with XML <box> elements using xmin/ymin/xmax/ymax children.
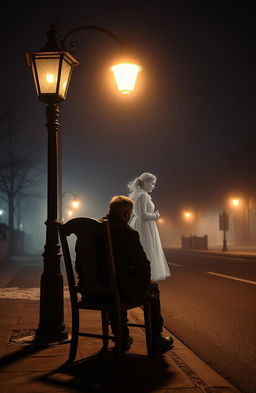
<box><xmin>37</xmin><ymin>351</ymin><xmax>173</xmax><ymax>393</ymax></box>
<box><xmin>0</xmin><ymin>343</ymin><xmax>48</xmax><ymax>369</ymax></box>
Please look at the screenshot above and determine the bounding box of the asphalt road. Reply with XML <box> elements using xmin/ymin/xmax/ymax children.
<box><xmin>159</xmin><ymin>250</ymin><xmax>256</xmax><ymax>393</ymax></box>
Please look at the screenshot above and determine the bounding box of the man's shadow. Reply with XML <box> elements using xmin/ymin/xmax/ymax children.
<box><xmin>38</xmin><ymin>349</ymin><xmax>174</xmax><ymax>393</ymax></box>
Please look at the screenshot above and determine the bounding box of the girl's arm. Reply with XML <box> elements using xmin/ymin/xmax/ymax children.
<box><xmin>136</xmin><ymin>194</ymin><xmax>159</xmax><ymax>220</ymax></box>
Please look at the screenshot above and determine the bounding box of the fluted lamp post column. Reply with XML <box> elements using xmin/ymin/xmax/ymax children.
<box><xmin>27</xmin><ymin>24</ymin><xmax>141</xmax><ymax>342</ymax></box>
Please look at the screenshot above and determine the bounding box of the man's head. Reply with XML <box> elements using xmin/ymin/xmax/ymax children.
<box><xmin>108</xmin><ymin>195</ymin><xmax>134</xmax><ymax>223</ymax></box>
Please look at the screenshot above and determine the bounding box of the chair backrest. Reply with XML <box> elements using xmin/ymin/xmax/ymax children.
<box><xmin>58</xmin><ymin>217</ymin><xmax>120</xmax><ymax>304</ymax></box>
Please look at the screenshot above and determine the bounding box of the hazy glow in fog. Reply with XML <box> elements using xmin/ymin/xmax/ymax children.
<box><xmin>231</xmin><ymin>199</ymin><xmax>240</xmax><ymax>207</ymax></box>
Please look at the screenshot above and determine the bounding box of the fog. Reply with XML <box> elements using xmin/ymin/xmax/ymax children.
<box><xmin>0</xmin><ymin>1</ymin><xmax>255</xmax><ymax>255</ymax></box>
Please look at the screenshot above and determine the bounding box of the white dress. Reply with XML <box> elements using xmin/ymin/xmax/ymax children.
<box><xmin>129</xmin><ymin>190</ymin><xmax>171</xmax><ymax>281</ymax></box>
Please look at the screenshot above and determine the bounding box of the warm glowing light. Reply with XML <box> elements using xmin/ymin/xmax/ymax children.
<box><xmin>231</xmin><ymin>199</ymin><xmax>240</xmax><ymax>207</ymax></box>
<box><xmin>26</xmin><ymin>50</ymin><xmax>78</xmax><ymax>102</ymax></box>
<box><xmin>67</xmin><ymin>210</ymin><xmax>73</xmax><ymax>217</ymax></box>
<box><xmin>158</xmin><ymin>218</ymin><xmax>165</xmax><ymax>224</ymax></box>
<box><xmin>71</xmin><ymin>199</ymin><xmax>79</xmax><ymax>209</ymax></box>
<box><xmin>183</xmin><ymin>210</ymin><xmax>194</xmax><ymax>221</ymax></box>
<box><xmin>46</xmin><ymin>73</ymin><xmax>55</xmax><ymax>83</ymax></box>
<box><xmin>111</xmin><ymin>63</ymin><xmax>141</xmax><ymax>94</ymax></box>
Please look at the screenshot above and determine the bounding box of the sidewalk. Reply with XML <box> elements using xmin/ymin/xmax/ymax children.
<box><xmin>0</xmin><ymin>258</ymin><xmax>241</xmax><ymax>393</ymax></box>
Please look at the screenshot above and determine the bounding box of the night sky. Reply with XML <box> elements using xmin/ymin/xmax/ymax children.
<box><xmin>1</xmin><ymin>1</ymin><xmax>256</xmax><ymax>249</ymax></box>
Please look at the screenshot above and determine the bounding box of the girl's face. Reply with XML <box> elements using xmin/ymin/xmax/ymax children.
<box><xmin>142</xmin><ymin>179</ymin><xmax>156</xmax><ymax>193</ymax></box>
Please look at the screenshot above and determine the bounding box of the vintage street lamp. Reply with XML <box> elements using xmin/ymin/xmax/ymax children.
<box><xmin>27</xmin><ymin>24</ymin><xmax>140</xmax><ymax>342</ymax></box>
<box><xmin>26</xmin><ymin>26</ymin><xmax>78</xmax><ymax>341</ymax></box>
<box><xmin>111</xmin><ymin>63</ymin><xmax>141</xmax><ymax>94</ymax></box>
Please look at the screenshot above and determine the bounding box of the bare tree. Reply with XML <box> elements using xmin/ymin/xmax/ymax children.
<box><xmin>0</xmin><ymin>87</ymin><xmax>42</xmax><ymax>254</ymax></box>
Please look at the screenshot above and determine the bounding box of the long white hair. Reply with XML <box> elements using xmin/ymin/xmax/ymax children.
<box><xmin>127</xmin><ymin>172</ymin><xmax>157</xmax><ymax>199</ymax></box>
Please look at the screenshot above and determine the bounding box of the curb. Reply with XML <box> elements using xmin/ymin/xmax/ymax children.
<box><xmin>131</xmin><ymin>307</ymin><xmax>241</xmax><ymax>393</ymax></box>
<box><xmin>165</xmin><ymin>248</ymin><xmax>256</xmax><ymax>260</ymax></box>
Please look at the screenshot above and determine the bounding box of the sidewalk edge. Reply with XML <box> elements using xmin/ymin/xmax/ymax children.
<box><xmin>165</xmin><ymin>248</ymin><xmax>256</xmax><ymax>260</ymax></box>
<box><xmin>130</xmin><ymin>308</ymin><xmax>241</xmax><ymax>393</ymax></box>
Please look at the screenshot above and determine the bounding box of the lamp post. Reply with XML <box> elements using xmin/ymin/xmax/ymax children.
<box><xmin>27</xmin><ymin>24</ymin><xmax>141</xmax><ymax>341</ymax></box>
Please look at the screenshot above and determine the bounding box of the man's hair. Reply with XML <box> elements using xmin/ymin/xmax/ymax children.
<box><xmin>109</xmin><ymin>195</ymin><xmax>134</xmax><ymax>217</ymax></box>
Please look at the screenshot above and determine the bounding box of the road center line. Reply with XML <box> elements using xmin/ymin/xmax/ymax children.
<box><xmin>207</xmin><ymin>271</ymin><xmax>256</xmax><ymax>285</ymax></box>
<box><xmin>169</xmin><ymin>263</ymin><xmax>182</xmax><ymax>267</ymax></box>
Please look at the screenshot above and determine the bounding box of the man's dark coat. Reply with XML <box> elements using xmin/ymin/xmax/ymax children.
<box><xmin>103</xmin><ymin>213</ymin><xmax>152</xmax><ymax>303</ymax></box>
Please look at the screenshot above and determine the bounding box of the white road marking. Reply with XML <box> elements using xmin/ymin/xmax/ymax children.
<box><xmin>207</xmin><ymin>272</ymin><xmax>256</xmax><ymax>285</ymax></box>
<box><xmin>169</xmin><ymin>263</ymin><xmax>182</xmax><ymax>267</ymax></box>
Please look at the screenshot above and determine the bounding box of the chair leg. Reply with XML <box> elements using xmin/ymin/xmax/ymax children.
<box><xmin>143</xmin><ymin>303</ymin><xmax>153</xmax><ymax>356</ymax></box>
<box><xmin>101</xmin><ymin>310</ymin><xmax>109</xmax><ymax>348</ymax></box>
<box><xmin>69</xmin><ymin>307</ymin><xmax>79</xmax><ymax>362</ymax></box>
<box><xmin>111</xmin><ymin>312</ymin><xmax>122</xmax><ymax>366</ymax></box>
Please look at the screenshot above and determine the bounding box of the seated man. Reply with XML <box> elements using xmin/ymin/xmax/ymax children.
<box><xmin>101</xmin><ymin>195</ymin><xmax>174</xmax><ymax>354</ymax></box>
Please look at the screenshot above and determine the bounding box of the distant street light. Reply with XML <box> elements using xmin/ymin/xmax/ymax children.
<box><xmin>71</xmin><ymin>199</ymin><xmax>79</xmax><ymax>209</ymax></box>
<box><xmin>229</xmin><ymin>196</ymin><xmax>251</xmax><ymax>244</ymax></box>
<box><xmin>231</xmin><ymin>198</ymin><xmax>240</xmax><ymax>207</ymax></box>
<box><xmin>67</xmin><ymin>210</ymin><xmax>73</xmax><ymax>217</ymax></box>
<box><xmin>157</xmin><ymin>217</ymin><xmax>165</xmax><ymax>224</ymax></box>
<box><xmin>183</xmin><ymin>210</ymin><xmax>193</xmax><ymax>221</ymax></box>
<box><xmin>0</xmin><ymin>210</ymin><xmax>3</xmax><ymax>216</ymax></box>
<box><xmin>61</xmin><ymin>191</ymin><xmax>80</xmax><ymax>221</ymax></box>
<box><xmin>27</xmin><ymin>24</ymin><xmax>141</xmax><ymax>342</ymax></box>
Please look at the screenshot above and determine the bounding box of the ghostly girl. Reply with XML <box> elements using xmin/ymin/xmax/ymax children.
<box><xmin>127</xmin><ymin>172</ymin><xmax>170</xmax><ymax>281</ymax></box>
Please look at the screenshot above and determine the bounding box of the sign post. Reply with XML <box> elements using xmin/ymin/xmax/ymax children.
<box><xmin>219</xmin><ymin>210</ymin><xmax>229</xmax><ymax>251</ymax></box>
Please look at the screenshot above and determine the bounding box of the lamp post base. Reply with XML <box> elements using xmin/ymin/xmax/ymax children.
<box><xmin>222</xmin><ymin>236</ymin><xmax>228</xmax><ymax>252</ymax></box>
<box><xmin>35</xmin><ymin>269</ymin><xmax>69</xmax><ymax>342</ymax></box>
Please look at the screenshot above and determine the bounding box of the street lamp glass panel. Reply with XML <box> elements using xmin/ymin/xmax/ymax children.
<box><xmin>111</xmin><ymin>63</ymin><xmax>141</xmax><ymax>94</ymax></box>
<box><xmin>59</xmin><ymin>58</ymin><xmax>72</xmax><ymax>97</ymax></box>
<box><xmin>27</xmin><ymin>51</ymin><xmax>78</xmax><ymax>102</ymax></box>
<box><xmin>34</xmin><ymin>56</ymin><xmax>60</xmax><ymax>94</ymax></box>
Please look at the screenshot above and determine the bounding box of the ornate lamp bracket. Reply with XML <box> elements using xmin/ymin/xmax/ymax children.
<box><xmin>61</xmin><ymin>25</ymin><xmax>131</xmax><ymax>54</ymax></box>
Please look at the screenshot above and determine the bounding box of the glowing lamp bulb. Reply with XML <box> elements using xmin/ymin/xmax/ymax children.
<box><xmin>46</xmin><ymin>73</ymin><xmax>55</xmax><ymax>83</ymax></box>
<box><xmin>232</xmin><ymin>199</ymin><xmax>240</xmax><ymax>207</ymax></box>
<box><xmin>111</xmin><ymin>63</ymin><xmax>141</xmax><ymax>94</ymax></box>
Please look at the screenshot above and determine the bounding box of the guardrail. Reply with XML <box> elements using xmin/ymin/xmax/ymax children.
<box><xmin>181</xmin><ymin>235</ymin><xmax>208</xmax><ymax>250</ymax></box>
